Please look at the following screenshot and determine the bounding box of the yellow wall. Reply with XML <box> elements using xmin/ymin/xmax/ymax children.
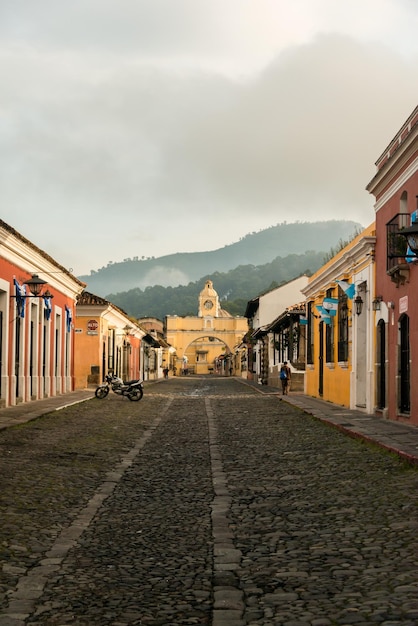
<box><xmin>166</xmin><ymin>314</ymin><xmax>248</xmax><ymax>375</ymax></box>
<box><xmin>304</xmin><ymin>223</ymin><xmax>375</xmax><ymax>407</ymax></box>
<box><xmin>304</xmin><ymin>305</ymin><xmax>351</xmax><ymax>406</ymax></box>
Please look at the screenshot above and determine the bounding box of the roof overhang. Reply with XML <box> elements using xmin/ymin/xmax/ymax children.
<box><xmin>244</xmin><ymin>297</ymin><xmax>260</xmax><ymax>319</ymax></box>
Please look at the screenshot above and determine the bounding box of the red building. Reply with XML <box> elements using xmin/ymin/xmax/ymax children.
<box><xmin>367</xmin><ymin>106</ymin><xmax>418</xmax><ymax>424</ymax></box>
<box><xmin>0</xmin><ymin>220</ymin><xmax>85</xmax><ymax>408</ymax></box>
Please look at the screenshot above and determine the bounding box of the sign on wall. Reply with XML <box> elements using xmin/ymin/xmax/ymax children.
<box><xmin>87</xmin><ymin>319</ymin><xmax>99</xmax><ymax>335</ymax></box>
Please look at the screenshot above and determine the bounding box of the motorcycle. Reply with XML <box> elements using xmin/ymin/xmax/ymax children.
<box><xmin>95</xmin><ymin>374</ymin><xmax>144</xmax><ymax>401</ymax></box>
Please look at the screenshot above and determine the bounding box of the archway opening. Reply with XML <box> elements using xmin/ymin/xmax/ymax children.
<box><xmin>182</xmin><ymin>336</ymin><xmax>230</xmax><ymax>375</ymax></box>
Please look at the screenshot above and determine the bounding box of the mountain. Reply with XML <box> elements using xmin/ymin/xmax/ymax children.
<box><xmin>79</xmin><ymin>220</ymin><xmax>362</xmax><ymax>297</ymax></box>
<box><xmin>106</xmin><ymin>249</ymin><xmax>331</xmax><ymax>319</ymax></box>
<box><xmin>108</xmin><ymin>244</ymin><xmax>360</xmax><ymax>320</ymax></box>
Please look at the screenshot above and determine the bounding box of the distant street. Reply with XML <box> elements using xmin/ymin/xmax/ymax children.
<box><xmin>1</xmin><ymin>377</ymin><xmax>418</xmax><ymax>626</ymax></box>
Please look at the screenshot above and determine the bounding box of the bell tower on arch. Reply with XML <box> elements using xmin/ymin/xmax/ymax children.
<box><xmin>198</xmin><ymin>279</ymin><xmax>220</xmax><ymax>317</ymax></box>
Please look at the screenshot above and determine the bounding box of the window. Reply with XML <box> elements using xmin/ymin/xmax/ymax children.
<box><xmin>325</xmin><ymin>289</ymin><xmax>334</xmax><ymax>363</ymax></box>
<box><xmin>337</xmin><ymin>289</ymin><xmax>348</xmax><ymax>362</ymax></box>
<box><xmin>196</xmin><ymin>351</ymin><xmax>207</xmax><ymax>363</ymax></box>
<box><xmin>386</xmin><ymin>213</ymin><xmax>409</xmax><ymax>272</ymax></box>
<box><xmin>108</xmin><ymin>329</ymin><xmax>115</xmax><ymax>371</ymax></box>
<box><xmin>307</xmin><ymin>301</ymin><xmax>314</xmax><ymax>364</ymax></box>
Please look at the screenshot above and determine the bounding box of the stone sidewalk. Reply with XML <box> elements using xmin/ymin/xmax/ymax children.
<box><xmin>0</xmin><ymin>389</ymin><xmax>95</xmax><ymax>430</ymax></box>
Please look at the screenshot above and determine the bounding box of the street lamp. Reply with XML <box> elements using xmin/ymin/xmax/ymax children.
<box><xmin>354</xmin><ymin>294</ymin><xmax>363</xmax><ymax>316</ymax></box>
<box><xmin>23</xmin><ymin>274</ymin><xmax>53</xmax><ymax>298</ymax></box>
<box><xmin>11</xmin><ymin>274</ymin><xmax>53</xmax><ymax>299</ymax></box>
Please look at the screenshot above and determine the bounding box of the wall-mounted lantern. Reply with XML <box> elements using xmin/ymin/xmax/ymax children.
<box><xmin>354</xmin><ymin>294</ymin><xmax>363</xmax><ymax>316</ymax></box>
<box><xmin>372</xmin><ymin>296</ymin><xmax>383</xmax><ymax>311</ymax></box>
<box><xmin>11</xmin><ymin>274</ymin><xmax>53</xmax><ymax>301</ymax></box>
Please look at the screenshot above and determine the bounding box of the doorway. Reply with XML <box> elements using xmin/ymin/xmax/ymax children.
<box><xmin>376</xmin><ymin>319</ymin><xmax>386</xmax><ymax>410</ymax></box>
<box><xmin>318</xmin><ymin>321</ymin><xmax>324</xmax><ymax>396</ymax></box>
<box><xmin>399</xmin><ymin>314</ymin><xmax>410</xmax><ymax>414</ymax></box>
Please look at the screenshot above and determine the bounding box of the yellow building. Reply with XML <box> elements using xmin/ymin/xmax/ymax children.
<box><xmin>165</xmin><ymin>280</ymin><xmax>248</xmax><ymax>375</ymax></box>
<box><xmin>302</xmin><ymin>224</ymin><xmax>376</xmax><ymax>412</ymax></box>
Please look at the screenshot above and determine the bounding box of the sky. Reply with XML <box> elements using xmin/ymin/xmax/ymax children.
<box><xmin>1</xmin><ymin>0</ymin><xmax>417</xmax><ymax>277</ymax></box>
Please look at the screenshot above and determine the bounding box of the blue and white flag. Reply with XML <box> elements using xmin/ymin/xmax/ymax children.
<box><xmin>322</xmin><ymin>297</ymin><xmax>338</xmax><ymax>316</ymax></box>
<box><xmin>406</xmin><ymin>210</ymin><xmax>418</xmax><ymax>264</ymax></box>
<box><xmin>43</xmin><ymin>295</ymin><xmax>52</xmax><ymax>321</ymax></box>
<box><xmin>316</xmin><ymin>305</ymin><xmax>332</xmax><ymax>324</ymax></box>
<box><xmin>14</xmin><ymin>278</ymin><xmax>26</xmax><ymax>318</ymax></box>
<box><xmin>65</xmin><ymin>306</ymin><xmax>73</xmax><ymax>332</ymax></box>
<box><xmin>336</xmin><ymin>280</ymin><xmax>355</xmax><ymax>299</ymax></box>
<box><xmin>299</xmin><ymin>314</ymin><xmax>308</xmax><ymax>325</ymax></box>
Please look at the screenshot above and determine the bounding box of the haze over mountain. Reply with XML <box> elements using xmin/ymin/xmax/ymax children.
<box><xmin>107</xmin><ymin>249</ymin><xmax>332</xmax><ymax>320</ymax></box>
<box><xmin>79</xmin><ymin>220</ymin><xmax>362</xmax><ymax>298</ymax></box>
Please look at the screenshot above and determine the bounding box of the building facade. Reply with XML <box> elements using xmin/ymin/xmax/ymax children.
<box><xmin>264</xmin><ymin>302</ymin><xmax>307</xmax><ymax>391</ymax></box>
<box><xmin>136</xmin><ymin>318</ymin><xmax>170</xmax><ymax>381</ymax></box>
<box><xmin>74</xmin><ymin>291</ymin><xmax>145</xmax><ymax>388</ymax></box>
<box><xmin>165</xmin><ymin>280</ymin><xmax>248</xmax><ymax>376</ymax></box>
<box><xmin>0</xmin><ymin>220</ymin><xmax>85</xmax><ymax>408</ymax></box>
<box><xmin>366</xmin><ymin>105</ymin><xmax>418</xmax><ymax>424</ymax></box>
<box><xmin>302</xmin><ymin>223</ymin><xmax>376</xmax><ymax>412</ymax></box>
<box><xmin>244</xmin><ymin>276</ymin><xmax>309</xmax><ymax>386</ymax></box>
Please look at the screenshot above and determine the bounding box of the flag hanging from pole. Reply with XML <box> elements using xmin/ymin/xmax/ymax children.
<box><xmin>65</xmin><ymin>306</ymin><xmax>73</xmax><ymax>332</ymax></box>
<box><xmin>316</xmin><ymin>305</ymin><xmax>332</xmax><ymax>324</ymax></box>
<box><xmin>336</xmin><ymin>280</ymin><xmax>355</xmax><ymax>299</ymax></box>
<box><xmin>43</xmin><ymin>295</ymin><xmax>52</xmax><ymax>321</ymax></box>
<box><xmin>299</xmin><ymin>313</ymin><xmax>308</xmax><ymax>325</ymax></box>
<box><xmin>14</xmin><ymin>278</ymin><xmax>26</xmax><ymax>318</ymax></box>
<box><xmin>322</xmin><ymin>297</ymin><xmax>338</xmax><ymax>316</ymax></box>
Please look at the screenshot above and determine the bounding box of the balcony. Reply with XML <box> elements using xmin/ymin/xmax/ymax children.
<box><xmin>386</xmin><ymin>214</ymin><xmax>410</xmax><ymax>286</ymax></box>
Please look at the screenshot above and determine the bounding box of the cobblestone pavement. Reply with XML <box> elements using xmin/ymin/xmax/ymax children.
<box><xmin>1</xmin><ymin>377</ymin><xmax>418</xmax><ymax>626</ymax></box>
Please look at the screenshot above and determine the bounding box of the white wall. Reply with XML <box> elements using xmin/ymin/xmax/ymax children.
<box><xmin>258</xmin><ymin>276</ymin><xmax>309</xmax><ymax>327</ymax></box>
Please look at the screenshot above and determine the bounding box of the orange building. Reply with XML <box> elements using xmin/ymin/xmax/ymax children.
<box><xmin>74</xmin><ymin>292</ymin><xmax>146</xmax><ymax>388</ymax></box>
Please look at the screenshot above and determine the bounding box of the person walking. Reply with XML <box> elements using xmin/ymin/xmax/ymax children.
<box><xmin>280</xmin><ymin>361</ymin><xmax>291</xmax><ymax>395</ymax></box>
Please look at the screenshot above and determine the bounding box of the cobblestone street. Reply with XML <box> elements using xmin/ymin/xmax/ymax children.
<box><xmin>1</xmin><ymin>377</ymin><xmax>418</xmax><ymax>625</ymax></box>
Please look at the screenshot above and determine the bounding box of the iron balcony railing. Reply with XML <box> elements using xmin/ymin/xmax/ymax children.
<box><xmin>386</xmin><ymin>213</ymin><xmax>410</xmax><ymax>272</ymax></box>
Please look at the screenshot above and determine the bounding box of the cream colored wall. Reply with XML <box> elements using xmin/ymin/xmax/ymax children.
<box><xmin>259</xmin><ymin>276</ymin><xmax>309</xmax><ymax>327</ymax></box>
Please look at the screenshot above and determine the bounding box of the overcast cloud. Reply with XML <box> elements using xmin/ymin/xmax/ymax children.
<box><xmin>1</xmin><ymin>0</ymin><xmax>417</xmax><ymax>276</ymax></box>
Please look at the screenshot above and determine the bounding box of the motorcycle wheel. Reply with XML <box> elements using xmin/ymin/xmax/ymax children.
<box><xmin>95</xmin><ymin>386</ymin><xmax>109</xmax><ymax>399</ymax></box>
<box><xmin>127</xmin><ymin>387</ymin><xmax>143</xmax><ymax>401</ymax></box>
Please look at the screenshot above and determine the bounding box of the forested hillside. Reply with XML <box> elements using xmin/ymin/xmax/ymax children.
<box><xmin>107</xmin><ymin>249</ymin><xmax>328</xmax><ymax>319</ymax></box>
<box><xmin>79</xmin><ymin>220</ymin><xmax>361</xmax><ymax>297</ymax></box>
